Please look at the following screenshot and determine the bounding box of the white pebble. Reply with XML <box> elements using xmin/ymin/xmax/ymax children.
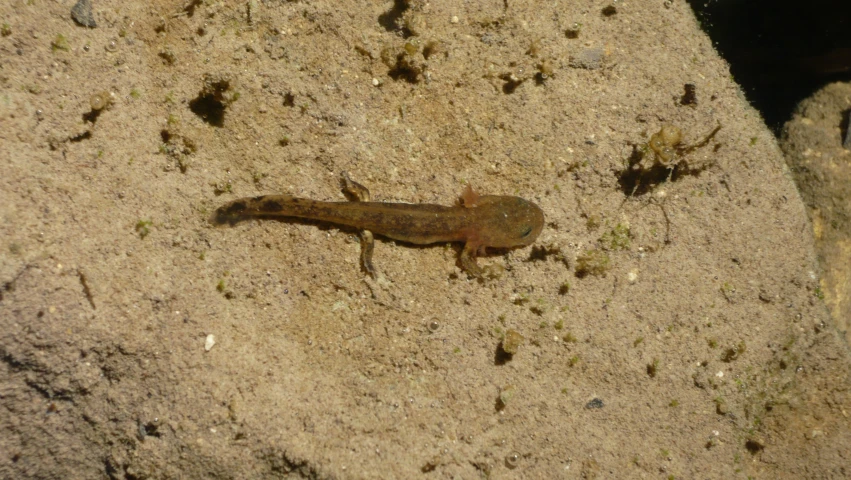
<box><xmin>627</xmin><ymin>269</ymin><xmax>638</xmax><ymax>283</ymax></box>
<box><xmin>205</xmin><ymin>334</ymin><xmax>216</xmax><ymax>351</ymax></box>
<box><xmin>371</xmin><ymin>78</ymin><xmax>380</xmax><ymax>87</ymax></box>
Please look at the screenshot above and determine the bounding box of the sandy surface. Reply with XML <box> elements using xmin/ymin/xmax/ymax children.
<box><xmin>1</xmin><ymin>0</ymin><xmax>850</xmax><ymax>478</ymax></box>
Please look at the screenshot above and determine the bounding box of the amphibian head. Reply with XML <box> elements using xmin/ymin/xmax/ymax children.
<box><xmin>474</xmin><ymin>196</ymin><xmax>545</xmax><ymax>249</ymax></box>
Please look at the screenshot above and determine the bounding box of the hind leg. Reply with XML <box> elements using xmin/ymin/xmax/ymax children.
<box><xmin>340</xmin><ymin>172</ymin><xmax>376</xmax><ymax>277</ymax></box>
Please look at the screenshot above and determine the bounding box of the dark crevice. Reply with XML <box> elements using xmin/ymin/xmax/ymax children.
<box><xmin>617</xmin><ymin>161</ymin><xmax>711</xmax><ymax>197</ymax></box>
<box><xmin>139</xmin><ymin>421</ymin><xmax>162</xmax><ymax>438</ymax></box>
<box><xmin>681</xmin><ymin>83</ymin><xmax>698</xmax><ymax>106</ymax></box>
<box><xmin>190</xmin><ymin>77</ymin><xmax>232</xmax><ymax>127</ymax></box>
<box><xmin>82</xmin><ymin>109</ymin><xmax>102</xmax><ymax>123</ymax></box>
<box><xmin>70</xmin><ymin>131</ymin><xmax>92</xmax><ymax>142</ymax></box>
<box><xmin>189</xmin><ymin>94</ymin><xmax>225</xmax><ymax>127</ymax></box>
<box><xmin>184</xmin><ymin>0</ymin><xmax>203</xmax><ymax>17</ymax></box>
<box><xmin>387</xmin><ymin>54</ymin><xmax>420</xmax><ymax>83</ymax></box>
<box><xmin>745</xmin><ymin>439</ymin><xmax>765</xmax><ymax>454</ymax></box>
<box><xmin>601</xmin><ymin>5</ymin><xmax>617</xmax><ymax>16</ymax></box>
<box><xmin>24</xmin><ymin>379</ymin><xmax>74</xmax><ymax>401</ymax></box>
<box><xmin>494</xmin><ymin>342</ymin><xmax>513</xmax><ymax>365</ymax></box>
<box><xmin>500</xmin><ymin>74</ymin><xmax>525</xmax><ymax>94</ymax></box>
<box><xmin>378</xmin><ymin>0</ymin><xmax>412</xmax><ymax>38</ymax></box>
<box><xmin>2</xmin><ymin>353</ymin><xmax>76</xmax><ymax>400</ymax></box>
<box><xmin>1</xmin><ymin>281</ymin><xmax>13</xmax><ymax>301</ymax></box>
<box><xmin>687</xmin><ymin>0</ymin><xmax>851</xmax><ymax>133</ymax></box>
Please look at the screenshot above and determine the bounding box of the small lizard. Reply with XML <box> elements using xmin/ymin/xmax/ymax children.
<box><xmin>211</xmin><ymin>173</ymin><xmax>544</xmax><ymax>278</ymax></box>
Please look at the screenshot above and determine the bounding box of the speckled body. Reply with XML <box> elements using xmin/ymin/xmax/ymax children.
<box><xmin>213</xmin><ymin>191</ymin><xmax>544</xmax><ymax>277</ymax></box>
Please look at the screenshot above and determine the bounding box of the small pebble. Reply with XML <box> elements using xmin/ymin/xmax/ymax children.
<box><xmin>71</xmin><ymin>0</ymin><xmax>97</xmax><ymax>28</ymax></box>
<box><xmin>570</xmin><ymin>48</ymin><xmax>604</xmax><ymax>70</ymax></box>
<box><xmin>499</xmin><ymin>385</ymin><xmax>516</xmax><ymax>406</ymax></box>
<box><xmin>585</xmin><ymin>398</ymin><xmax>604</xmax><ymax>409</ymax></box>
<box><xmin>205</xmin><ymin>334</ymin><xmax>216</xmax><ymax>351</ymax></box>
<box><xmin>89</xmin><ymin>90</ymin><xmax>112</xmax><ymax>110</ymax></box>
<box><xmin>627</xmin><ymin>269</ymin><xmax>638</xmax><ymax>283</ymax></box>
<box><xmin>502</xmin><ymin>329</ymin><xmax>525</xmax><ymax>354</ymax></box>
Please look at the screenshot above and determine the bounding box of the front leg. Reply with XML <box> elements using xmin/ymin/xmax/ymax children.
<box><xmin>459</xmin><ymin>242</ymin><xmax>485</xmax><ymax>278</ymax></box>
<box><xmin>340</xmin><ymin>171</ymin><xmax>371</xmax><ymax>202</ymax></box>
<box><xmin>340</xmin><ymin>172</ymin><xmax>377</xmax><ymax>277</ymax></box>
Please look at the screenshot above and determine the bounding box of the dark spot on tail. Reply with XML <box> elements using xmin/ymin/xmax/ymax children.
<box><xmin>212</xmin><ymin>200</ymin><xmax>248</xmax><ymax>225</ymax></box>
<box><xmin>223</xmin><ymin>201</ymin><xmax>247</xmax><ymax>215</ymax></box>
<box><xmin>259</xmin><ymin>199</ymin><xmax>283</xmax><ymax>212</ymax></box>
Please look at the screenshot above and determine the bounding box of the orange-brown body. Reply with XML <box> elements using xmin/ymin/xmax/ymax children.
<box><xmin>212</xmin><ymin>177</ymin><xmax>544</xmax><ymax>277</ymax></box>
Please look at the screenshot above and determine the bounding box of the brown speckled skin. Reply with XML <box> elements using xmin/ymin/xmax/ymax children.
<box><xmin>212</xmin><ymin>193</ymin><xmax>544</xmax><ymax>277</ymax></box>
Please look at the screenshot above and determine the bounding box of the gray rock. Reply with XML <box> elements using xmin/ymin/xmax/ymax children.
<box><xmin>71</xmin><ymin>0</ymin><xmax>96</xmax><ymax>28</ymax></box>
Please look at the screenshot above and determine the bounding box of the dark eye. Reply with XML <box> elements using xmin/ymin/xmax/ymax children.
<box><xmin>520</xmin><ymin>225</ymin><xmax>533</xmax><ymax>237</ymax></box>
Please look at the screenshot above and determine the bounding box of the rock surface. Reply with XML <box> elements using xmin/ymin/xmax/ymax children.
<box><xmin>1</xmin><ymin>1</ymin><xmax>849</xmax><ymax>478</ymax></box>
<box><xmin>782</xmin><ymin>81</ymin><xmax>851</xmax><ymax>346</ymax></box>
